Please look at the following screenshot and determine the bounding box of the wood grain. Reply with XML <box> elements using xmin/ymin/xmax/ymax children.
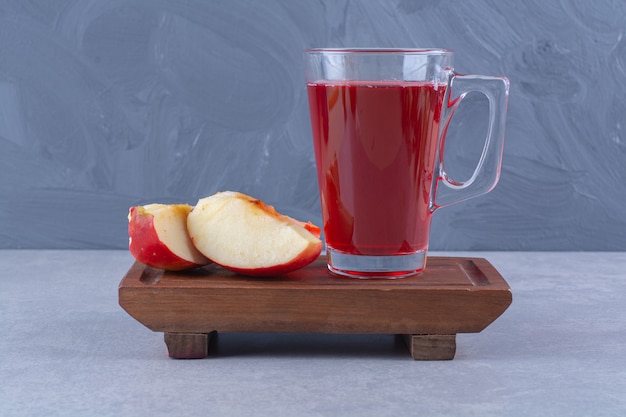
<box><xmin>119</xmin><ymin>256</ymin><xmax>512</xmax><ymax>359</ymax></box>
<box><xmin>164</xmin><ymin>332</ymin><xmax>214</xmax><ymax>359</ymax></box>
<box><xmin>404</xmin><ymin>334</ymin><xmax>457</xmax><ymax>360</ymax></box>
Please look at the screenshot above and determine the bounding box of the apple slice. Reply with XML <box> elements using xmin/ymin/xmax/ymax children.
<box><xmin>128</xmin><ymin>204</ymin><xmax>211</xmax><ymax>271</ymax></box>
<box><xmin>286</xmin><ymin>218</ymin><xmax>321</xmax><ymax>239</ymax></box>
<box><xmin>187</xmin><ymin>192</ymin><xmax>322</xmax><ymax>276</ymax></box>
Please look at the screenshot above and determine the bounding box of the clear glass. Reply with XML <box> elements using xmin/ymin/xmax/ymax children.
<box><xmin>305</xmin><ymin>48</ymin><xmax>509</xmax><ymax>278</ymax></box>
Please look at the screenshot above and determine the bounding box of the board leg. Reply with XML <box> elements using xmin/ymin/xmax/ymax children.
<box><xmin>164</xmin><ymin>332</ymin><xmax>215</xmax><ymax>359</ymax></box>
<box><xmin>403</xmin><ymin>334</ymin><xmax>456</xmax><ymax>360</ymax></box>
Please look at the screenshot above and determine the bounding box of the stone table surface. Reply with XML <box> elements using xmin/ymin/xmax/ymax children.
<box><xmin>1</xmin><ymin>250</ymin><xmax>625</xmax><ymax>417</ymax></box>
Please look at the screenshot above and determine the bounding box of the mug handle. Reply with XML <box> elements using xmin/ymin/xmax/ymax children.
<box><xmin>431</xmin><ymin>71</ymin><xmax>510</xmax><ymax>210</ymax></box>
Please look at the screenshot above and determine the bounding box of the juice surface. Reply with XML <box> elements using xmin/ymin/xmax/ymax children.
<box><xmin>307</xmin><ymin>81</ymin><xmax>446</xmax><ymax>256</ymax></box>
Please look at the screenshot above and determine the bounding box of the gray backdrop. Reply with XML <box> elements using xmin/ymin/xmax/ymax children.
<box><xmin>1</xmin><ymin>0</ymin><xmax>625</xmax><ymax>250</ymax></box>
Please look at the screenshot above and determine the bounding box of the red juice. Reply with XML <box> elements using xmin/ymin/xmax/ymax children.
<box><xmin>307</xmin><ymin>81</ymin><xmax>447</xmax><ymax>256</ymax></box>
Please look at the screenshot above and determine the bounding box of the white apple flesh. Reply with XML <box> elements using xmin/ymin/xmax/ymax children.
<box><xmin>128</xmin><ymin>204</ymin><xmax>211</xmax><ymax>271</ymax></box>
<box><xmin>187</xmin><ymin>192</ymin><xmax>322</xmax><ymax>276</ymax></box>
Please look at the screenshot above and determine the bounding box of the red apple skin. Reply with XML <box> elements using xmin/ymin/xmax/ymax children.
<box><xmin>128</xmin><ymin>206</ymin><xmax>209</xmax><ymax>271</ymax></box>
<box><xmin>289</xmin><ymin>219</ymin><xmax>322</xmax><ymax>239</ymax></box>
<box><xmin>253</xmin><ymin>198</ymin><xmax>322</xmax><ymax>239</ymax></box>
<box><xmin>214</xmin><ymin>239</ymin><xmax>322</xmax><ymax>277</ymax></box>
<box><xmin>187</xmin><ymin>192</ymin><xmax>323</xmax><ymax>277</ymax></box>
<box><xmin>218</xmin><ymin>196</ymin><xmax>322</xmax><ymax>276</ymax></box>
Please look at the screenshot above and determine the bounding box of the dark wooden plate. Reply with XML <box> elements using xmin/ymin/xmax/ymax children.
<box><xmin>119</xmin><ymin>256</ymin><xmax>512</xmax><ymax>360</ymax></box>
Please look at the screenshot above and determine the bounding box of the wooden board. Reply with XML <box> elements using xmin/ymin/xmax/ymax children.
<box><xmin>118</xmin><ymin>256</ymin><xmax>512</xmax><ymax>360</ymax></box>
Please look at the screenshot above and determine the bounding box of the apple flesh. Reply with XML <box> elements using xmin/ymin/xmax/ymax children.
<box><xmin>187</xmin><ymin>192</ymin><xmax>322</xmax><ymax>276</ymax></box>
<box><xmin>287</xmin><ymin>218</ymin><xmax>321</xmax><ymax>239</ymax></box>
<box><xmin>128</xmin><ymin>204</ymin><xmax>211</xmax><ymax>271</ymax></box>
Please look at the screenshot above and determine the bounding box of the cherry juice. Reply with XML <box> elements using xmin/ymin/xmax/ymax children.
<box><xmin>307</xmin><ymin>81</ymin><xmax>447</xmax><ymax>257</ymax></box>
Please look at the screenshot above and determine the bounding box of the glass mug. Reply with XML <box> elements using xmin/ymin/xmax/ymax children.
<box><xmin>304</xmin><ymin>48</ymin><xmax>509</xmax><ymax>278</ymax></box>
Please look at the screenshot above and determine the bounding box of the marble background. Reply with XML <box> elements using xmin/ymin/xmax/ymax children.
<box><xmin>1</xmin><ymin>0</ymin><xmax>625</xmax><ymax>250</ymax></box>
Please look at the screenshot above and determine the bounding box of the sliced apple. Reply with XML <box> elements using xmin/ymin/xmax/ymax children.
<box><xmin>128</xmin><ymin>204</ymin><xmax>211</xmax><ymax>271</ymax></box>
<box><xmin>286</xmin><ymin>218</ymin><xmax>322</xmax><ymax>239</ymax></box>
<box><xmin>187</xmin><ymin>192</ymin><xmax>322</xmax><ymax>276</ymax></box>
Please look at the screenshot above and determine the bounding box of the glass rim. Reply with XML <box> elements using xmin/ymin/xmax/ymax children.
<box><xmin>304</xmin><ymin>48</ymin><xmax>454</xmax><ymax>55</ymax></box>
